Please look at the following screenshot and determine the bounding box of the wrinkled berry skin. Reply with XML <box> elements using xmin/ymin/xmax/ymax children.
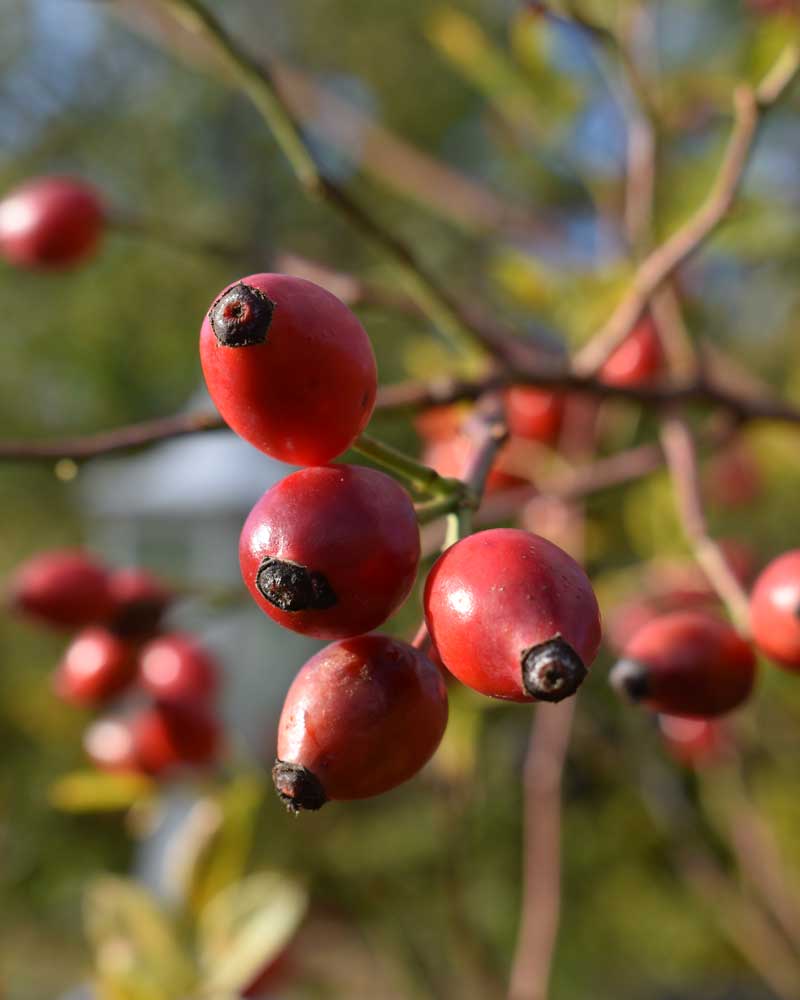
<box><xmin>54</xmin><ymin>628</ymin><xmax>138</xmax><ymax>706</ymax></box>
<box><xmin>0</xmin><ymin>177</ymin><xmax>104</xmax><ymax>269</ymax></box>
<box><xmin>140</xmin><ymin>632</ymin><xmax>218</xmax><ymax>705</ymax></box>
<box><xmin>240</xmin><ymin>465</ymin><xmax>420</xmax><ymax>640</ymax></box>
<box><xmin>611</xmin><ymin>611</ymin><xmax>756</xmax><ymax>717</ymax></box>
<box><xmin>200</xmin><ymin>274</ymin><xmax>377</xmax><ymax>465</ymax></box>
<box><xmin>424</xmin><ymin>528</ymin><xmax>602</xmax><ymax>702</ymax></box>
<box><xmin>108</xmin><ymin>568</ymin><xmax>173</xmax><ymax>638</ymax></box>
<box><xmin>505</xmin><ymin>388</ymin><xmax>564</xmax><ymax>445</ymax></box>
<box><xmin>749</xmin><ymin>550</ymin><xmax>800</xmax><ymax>669</ymax></box>
<box><xmin>132</xmin><ymin>703</ymin><xmax>220</xmax><ymax>776</ymax></box>
<box><xmin>600</xmin><ymin>314</ymin><xmax>664</xmax><ymax>387</ymax></box>
<box><xmin>8</xmin><ymin>550</ymin><xmax>115</xmax><ymax>630</ymax></box>
<box><xmin>274</xmin><ymin>635</ymin><xmax>448</xmax><ymax>810</ymax></box>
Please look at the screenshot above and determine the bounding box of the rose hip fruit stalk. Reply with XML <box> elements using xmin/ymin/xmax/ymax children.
<box><xmin>273</xmin><ymin>635</ymin><xmax>448</xmax><ymax>811</ymax></box>
<box><xmin>0</xmin><ymin>176</ymin><xmax>105</xmax><ymax>269</ymax></box>
<box><xmin>610</xmin><ymin>610</ymin><xmax>757</xmax><ymax>717</ymax></box>
<box><xmin>53</xmin><ymin>627</ymin><xmax>139</xmax><ymax>707</ymax></box>
<box><xmin>424</xmin><ymin>528</ymin><xmax>602</xmax><ymax>702</ymax></box>
<box><xmin>200</xmin><ymin>274</ymin><xmax>377</xmax><ymax>465</ymax></box>
<box><xmin>7</xmin><ymin>549</ymin><xmax>115</xmax><ymax>630</ymax></box>
<box><xmin>749</xmin><ymin>550</ymin><xmax>800</xmax><ymax>669</ymax></box>
<box><xmin>240</xmin><ymin>465</ymin><xmax>420</xmax><ymax>639</ymax></box>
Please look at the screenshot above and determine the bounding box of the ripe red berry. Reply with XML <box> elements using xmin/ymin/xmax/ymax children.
<box><xmin>414</xmin><ymin>404</ymin><xmax>468</xmax><ymax>443</ymax></box>
<box><xmin>53</xmin><ymin>628</ymin><xmax>138</xmax><ymax>706</ymax></box>
<box><xmin>274</xmin><ymin>635</ymin><xmax>447</xmax><ymax>811</ymax></box>
<box><xmin>108</xmin><ymin>568</ymin><xmax>173</xmax><ymax>638</ymax></box>
<box><xmin>505</xmin><ymin>387</ymin><xmax>564</xmax><ymax>445</ymax></box>
<box><xmin>749</xmin><ymin>550</ymin><xmax>800</xmax><ymax>669</ymax></box>
<box><xmin>139</xmin><ymin>633</ymin><xmax>218</xmax><ymax>704</ymax></box>
<box><xmin>7</xmin><ymin>549</ymin><xmax>115</xmax><ymax>630</ymax></box>
<box><xmin>240</xmin><ymin>465</ymin><xmax>420</xmax><ymax>640</ymax></box>
<box><xmin>200</xmin><ymin>274</ymin><xmax>377</xmax><ymax>465</ymax></box>
<box><xmin>610</xmin><ymin>611</ymin><xmax>756</xmax><ymax>717</ymax></box>
<box><xmin>0</xmin><ymin>177</ymin><xmax>104</xmax><ymax>269</ymax></box>
<box><xmin>424</xmin><ymin>528</ymin><xmax>601</xmax><ymax>702</ymax></box>
<box><xmin>83</xmin><ymin>717</ymin><xmax>140</xmax><ymax>774</ymax></box>
<box><xmin>132</xmin><ymin>702</ymin><xmax>220</xmax><ymax>777</ymax></box>
<box><xmin>599</xmin><ymin>313</ymin><xmax>664</xmax><ymax>387</ymax></box>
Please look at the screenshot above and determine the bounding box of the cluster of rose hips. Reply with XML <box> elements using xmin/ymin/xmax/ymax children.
<box><xmin>199</xmin><ymin>272</ymin><xmax>605</xmax><ymax>811</ymax></box>
<box><xmin>6</xmin><ymin>549</ymin><xmax>221</xmax><ymax>778</ymax></box>
<box><xmin>6</xmin><ymin>173</ymin><xmax>800</xmax><ymax>803</ymax></box>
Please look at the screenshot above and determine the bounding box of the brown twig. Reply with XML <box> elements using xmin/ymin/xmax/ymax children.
<box><xmin>508</xmin><ymin>700</ymin><xmax>576</xmax><ymax>1000</ymax></box>
<box><xmin>574</xmin><ymin>43</ymin><xmax>800</xmax><ymax>374</ymax></box>
<box><xmin>660</xmin><ymin>415</ymin><xmax>751</xmax><ymax>633</ymax></box>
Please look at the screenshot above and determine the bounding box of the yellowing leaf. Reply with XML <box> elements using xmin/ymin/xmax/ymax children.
<box><xmin>49</xmin><ymin>770</ymin><xmax>153</xmax><ymax>813</ymax></box>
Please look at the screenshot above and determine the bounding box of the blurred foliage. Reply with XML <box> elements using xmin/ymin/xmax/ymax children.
<box><xmin>1</xmin><ymin>1</ymin><xmax>800</xmax><ymax>999</ymax></box>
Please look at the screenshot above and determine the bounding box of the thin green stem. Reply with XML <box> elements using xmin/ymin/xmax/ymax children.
<box><xmin>353</xmin><ymin>433</ymin><xmax>462</xmax><ymax>497</ymax></box>
<box><xmin>415</xmin><ymin>494</ymin><xmax>461</xmax><ymax>524</ymax></box>
<box><xmin>160</xmin><ymin>0</ymin><xmax>485</xmax><ymax>359</ymax></box>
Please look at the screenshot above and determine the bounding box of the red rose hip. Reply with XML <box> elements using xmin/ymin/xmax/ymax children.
<box><xmin>132</xmin><ymin>703</ymin><xmax>220</xmax><ymax>777</ymax></box>
<box><xmin>108</xmin><ymin>568</ymin><xmax>173</xmax><ymax>638</ymax></box>
<box><xmin>424</xmin><ymin>528</ymin><xmax>602</xmax><ymax>702</ymax></box>
<box><xmin>749</xmin><ymin>550</ymin><xmax>800</xmax><ymax>669</ymax></box>
<box><xmin>54</xmin><ymin>627</ymin><xmax>138</xmax><ymax>706</ymax></box>
<box><xmin>139</xmin><ymin>633</ymin><xmax>218</xmax><ymax>705</ymax></box>
<box><xmin>200</xmin><ymin>274</ymin><xmax>377</xmax><ymax>465</ymax></box>
<box><xmin>83</xmin><ymin>717</ymin><xmax>140</xmax><ymax>774</ymax></box>
<box><xmin>240</xmin><ymin>465</ymin><xmax>420</xmax><ymax>639</ymax></box>
<box><xmin>7</xmin><ymin>549</ymin><xmax>114</xmax><ymax>630</ymax></box>
<box><xmin>0</xmin><ymin>176</ymin><xmax>104</xmax><ymax>269</ymax></box>
<box><xmin>505</xmin><ymin>387</ymin><xmax>564</xmax><ymax>445</ymax></box>
<box><xmin>610</xmin><ymin>611</ymin><xmax>756</xmax><ymax>717</ymax></box>
<box><xmin>273</xmin><ymin>635</ymin><xmax>448</xmax><ymax>811</ymax></box>
<box><xmin>599</xmin><ymin>313</ymin><xmax>664</xmax><ymax>387</ymax></box>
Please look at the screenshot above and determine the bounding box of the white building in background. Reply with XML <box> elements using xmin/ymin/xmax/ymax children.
<box><xmin>78</xmin><ymin>422</ymin><xmax>323</xmax><ymax>760</ymax></box>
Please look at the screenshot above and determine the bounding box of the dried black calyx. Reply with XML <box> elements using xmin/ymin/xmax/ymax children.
<box><xmin>609</xmin><ymin>658</ymin><xmax>651</xmax><ymax>703</ymax></box>
<box><xmin>272</xmin><ymin>760</ymin><xmax>328</xmax><ymax>812</ymax></box>
<box><xmin>110</xmin><ymin>599</ymin><xmax>168</xmax><ymax>639</ymax></box>
<box><xmin>209</xmin><ymin>282</ymin><xmax>275</xmax><ymax>347</ymax></box>
<box><xmin>521</xmin><ymin>636</ymin><xmax>588</xmax><ymax>703</ymax></box>
<box><xmin>256</xmin><ymin>557</ymin><xmax>337</xmax><ymax>613</ymax></box>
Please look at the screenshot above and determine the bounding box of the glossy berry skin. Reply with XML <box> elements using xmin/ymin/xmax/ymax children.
<box><xmin>424</xmin><ymin>529</ymin><xmax>602</xmax><ymax>703</ymax></box>
<box><xmin>53</xmin><ymin>628</ymin><xmax>138</xmax><ymax>707</ymax></box>
<box><xmin>749</xmin><ymin>550</ymin><xmax>800</xmax><ymax>669</ymax></box>
<box><xmin>7</xmin><ymin>549</ymin><xmax>115</xmax><ymax>630</ymax></box>
<box><xmin>599</xmin><ymin>314</ymin><xmax>664</xmax><ymax>387</ymax></box>
<box><xmin>108</xmin><ymin>568</ymin><xmax>173</xmax><ymax>638</ymax></box>
<box><xmin>200</xmin><ymin>274</ymin><xmax>377</xmax><ymax>465</ymax></box>
<box><xmin>0</xmin><ymin>177</ymin><xmax>104</xmax><ymax>269</ymax></box>
<box><xmin>273</xmin><ymin>635</ymin><xmax>448</xmax><ymax>811</ymax></box>
<box><xmin>505</xmin><ymin>387</ymin><xmax>564</xmax><ymax>445</ymax></box>
<box><xmin>132</xmin><ymin>703</ymin><xmax>220</xmax><ymax>777</ymax></box>
<box><xmin>83</xmin><ymin>717</ymin><xmax>140</xmax><ymax>774</ymax></box>
<box><xmin>610</xmin><ymin>611</ymin><xmax>756</xmax><ymax>717</ymax></box>
<box><xmin>139</xmin><ymin>633</ymin><xmax>218</xmax><ymax>704</ymax></box>
<box><xmin>240</xmin><ymin>465</ymin><xmax>420</xmax><ymax>640</ymax></box>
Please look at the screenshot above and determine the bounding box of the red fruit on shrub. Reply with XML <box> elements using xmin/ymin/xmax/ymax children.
<box><xmin>273</xmin><ymin>635</ymin><xmax>448</xmax><ymax>811</ymax></box>
<box><xmin>0</xmin><ymin>176</ymin><xmax>104</xmax><ymax>269</ymax></box>
<box><xmin>424</xmin><ymin>528</ymin><xmax>602</xmax><ymax>702</ymax></box>
<box><xmin>200</xmin><ymin>274</ymin><xmax>377</xmax><ymax>465</ymax></box>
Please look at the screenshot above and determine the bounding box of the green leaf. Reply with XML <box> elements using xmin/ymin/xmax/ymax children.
<box><xmin>196</xmin><ymin>872</ymin><xmax>308</xmax><ymax>996</ymax></box>
<box><xmin>185</xmin><ymin>773</ymin><xmax>265</xmax><ymax>916</ymax></box>
<box><xmin>49</xmin><ymin>770</ymin><xmax>154</xmax><ymax>813</ymax></box>
<box><xmin>84</xmin><ymin>876</ymin><xmax>196</xmax><ymax>1000</ymax></box>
